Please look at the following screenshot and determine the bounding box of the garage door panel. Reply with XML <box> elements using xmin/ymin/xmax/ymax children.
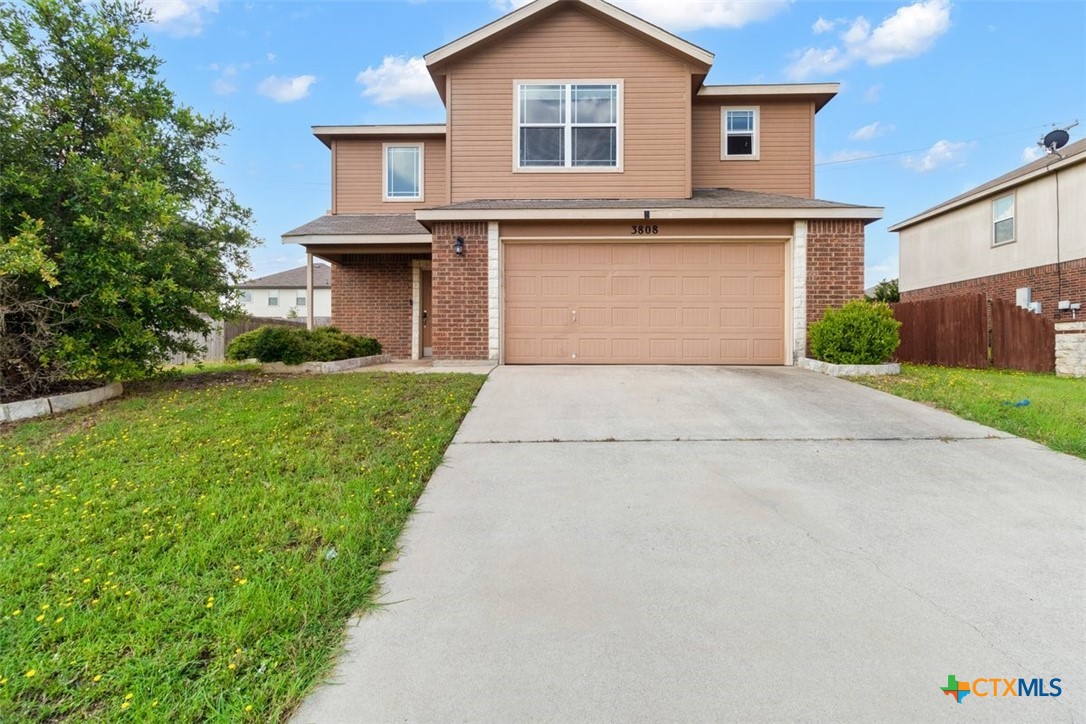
<box><xmin>504</xmin><ymin>241</ymin><xmax>785</xmax><ymax>364</ymax></box>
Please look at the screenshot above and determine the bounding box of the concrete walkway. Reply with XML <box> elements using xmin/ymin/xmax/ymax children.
<box><xmin>293</xmin><ymin>366</ymin><xmax>1086</xmax><ymax>723</ymax></box>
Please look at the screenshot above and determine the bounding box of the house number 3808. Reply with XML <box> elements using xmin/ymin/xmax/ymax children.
<box><xmin>630</xmin><ymin>224</ymin><xmax>659</xmax><ymax>235</ymax></box>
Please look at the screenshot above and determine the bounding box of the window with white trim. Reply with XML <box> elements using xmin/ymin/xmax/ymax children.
<box><xmin>384</xmin><ymin>144</ymin><xmax>423</xmax><ymax>201</ymax></box>
<box><xmin>296</xmin><ymin>292</ymin><xmax>306</xmax><ymax>307</ymax></box>
<box><xmin>517</xmin><ymin>83</ymin><xmax>619</xmax><ymax>168</ymax></box>
<box><xmin>240</xmin><ymin>290</ymin><xmax>252</xmax><ymax>303</ymax></box>
<box><xmin>721</xmin><ymin>107</ymin><xmax>759</xmax><ymax>159</ymax></box>
<box><xmin>267</xmin><ymin>289</ymin><xmax>279</xmax><ymax>307</ymax></box>
<box><xmin>993</xmin><ymin>193</ymin><xmax>1015</xmax><ymax>245</ymax></box>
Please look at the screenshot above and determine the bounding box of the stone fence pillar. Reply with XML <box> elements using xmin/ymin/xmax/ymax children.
<box><xmin>1055</xmin><ymin>321</ymin><xmax>1086</xmax><ymax>377</ymax></box>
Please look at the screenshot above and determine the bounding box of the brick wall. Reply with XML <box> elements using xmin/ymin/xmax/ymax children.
<box><xmin>431</xmin><ymin>221</ymin><xmax>490</xmax><ymax>360</ymax></box>
<box><xmin>331</xmin><ymin>254</ymin><xmax>426</xmax><ymax>358</ymax></box>
<box><xmin>901</xmin><ymin>257</ymin><xmax>1086</xmax><ymax>322</ymax></box>
<box><xmin>806</xmin><ymin>219</ymin><xmax>865</xmax><ymax>324</ymax></box>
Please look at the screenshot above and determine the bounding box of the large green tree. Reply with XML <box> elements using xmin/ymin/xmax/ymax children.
<box><xmin>1</xmin><ymin>0</ymin><xmax>256</xmax><ymax>395</ymax></box>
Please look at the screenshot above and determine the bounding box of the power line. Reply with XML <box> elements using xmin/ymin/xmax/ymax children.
<box><xmin>816</xmin><ymin>122</ymin><xmax>1068</xmax><ymax>168</ymax></box>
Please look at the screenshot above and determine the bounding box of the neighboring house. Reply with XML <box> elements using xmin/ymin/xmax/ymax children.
<box><xmin>282</xmin><ymin>0</ymin><xmax>882</xmax><ymax>364</ymax></box>
<box><xmin>238</xmin><ymin>264</ymin><xmax>332</xmax><ymax>325</ymax></box>
<box><xmin>891</xmin><ymin>138</ymin><xmax>1086</xmax><ymax>320</ymax></box>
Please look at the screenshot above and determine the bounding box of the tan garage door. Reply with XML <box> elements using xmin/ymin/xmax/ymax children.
<box><xmin>504</xmin><ymin>241</ymin><xmax>786</xmax><ymax>364</ymax></box>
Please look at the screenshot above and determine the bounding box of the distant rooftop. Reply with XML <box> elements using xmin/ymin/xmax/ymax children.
<box><xmin>239</xmin><ymin>263</ymin><xmax>331</xmax><ymax>289</ymax></box>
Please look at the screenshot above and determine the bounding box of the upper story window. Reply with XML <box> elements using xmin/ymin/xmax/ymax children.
<box><xmin>239</xmin><ymin>291</ymin><xmax>252</xmax><ymax>303</ymax></box>
<box><xmin>516</xmin><ymin>82</ymin><xmax>620</xmax><ymax>170</ymax></box>
<box><xmin>992</xmin><ymin>193</ymin><xmax>1015</xmax><ymax>245</ymax></box>
<box><xmin>721</xmin><ymin>107</ymin><xmax>759</xmax><ymax>160</ymax></box>
<box><xmin>384</xmin><ymin>143</ymin><xmax>423</xmax><ymax>201</ymax></box>
<box><xmin>267</xmin><ymin>289</ymin><xmax>279</xmax><ymax>307</ymax></box>
<box><xmin>296</xmin><ymin>292</ymin><xmax>306</xmax><ymax>307</ymax></box>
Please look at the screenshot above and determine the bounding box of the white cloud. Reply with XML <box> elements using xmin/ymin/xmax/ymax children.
<box><xmin>1021</xmin><ymin>145</ymin><xmax>1045</xmax><ymax>163</ymax></box>
<box><xmin>865</xmin><ymin>255</ymin><xmax>899</xmax><ymax>288</ymax></box>
<box><xmin>864</xmin><ymin>84</ymin><xmax>883</xmax><ymax>103</ymax></box>
<box><xmin>849</xmin><ymin>121</ymin><xmax>895</xmax><ymax>141</ymax></box>
<box><xmin>212</xmin><ymin>78</ymin><xmax>237</xmax><ymax>96</ymax></box>
<box><xmin>356</xmin><ymin>56</ymin><xmax>439</xmax><ymax>106</ymax></box>
<box><xmin>812</xmin><ymin>16</ymin><xmax>836</xmax><ymax>34</ymax></box>
<box><xmin>257</xmin><ymin>75</ymin><xmax>317</xmax><ymax>103</ymax></box>
<box><xmin>491</xmin><ymin>0</ymin><xmax>789</xmax><ymax>31</ymax></box>
<box><xmin>786</xmin><ymin>0</ymin><xmax>951</xmax><ymax>80</ymax></box>
<box><xmin>266</xmin><ymin>52</ymin><xmax>276</xmax><ymax>63</ymax></box>
<box><xmin>902</xmin><ymin>139</ymin><xmax>970</xmax><ymax>172</ymax></box>
<box><xmin>209</xmin><ymin>62</ymin><xmax>249</xmax><ymax>96</ymax></box>
<box><xmin>144</xmin><ymin>0</ymin><xmax>218</xmax><ymax>37</ymax></box>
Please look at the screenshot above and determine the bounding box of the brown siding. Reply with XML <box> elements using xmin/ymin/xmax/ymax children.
<box><xmin>901</xmin><ymin>257</ymin><xmax>1086</xmax><ymax>322</ymax></box>
<box><xmin>806</xmin><ymin>219</ymin><xmax>865</xmax><ymax>326</ymax></box>
<box><xmin>331</xmin><ymin>254</ymin><xmax>426</xmax><ymax>357</ymax></box>
<box><xmin>692</xmin><ymin>100</ymin><xmax>814</xmax><ymax>198</ymax></box>
<box><xmin>431</xmin><ymin>222</ymin><xmax>490</xmax><ymax>360</ymax></box>
<box><xmin>444</xmin><ymin>6</ymin><xmax>691</xmax><ymax>202</ymax></box>
<box><xmin>334</xmin><ymin>137</ymin><xmax>447</xmax><ymax>213</ymax></box>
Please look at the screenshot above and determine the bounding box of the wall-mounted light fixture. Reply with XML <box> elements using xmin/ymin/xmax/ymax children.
<box><xmin>454</xmin><ymin>236</ymin><xmax>465</xmax><ymax>256</ymax></box>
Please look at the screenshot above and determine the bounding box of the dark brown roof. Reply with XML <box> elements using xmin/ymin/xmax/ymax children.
<box><xmin>891</xmin><ymin>137</ymin><xmax>1086</xmax><ymax>230</ymax></box>
<box><xmin>430</xmin><ymin>188</ymin><xmax>870</xmax><ymax>211</ymax></box>
<box><xmin>239</xmin><ymin>264</ymin><xmax>331</xmax><ymax>289</ymax></box>
<box><xmin>282</xmin><ymin>214</ymin><xmax>429</xmax><ymax>237</ymax></box>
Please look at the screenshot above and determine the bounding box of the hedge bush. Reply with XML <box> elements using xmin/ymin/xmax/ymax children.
<box><xmin>809</xmin><ymin>300</ymin><xmax>901</xmax><ymax>365</ymax></box>
<box><xmin>226</xmin><ymin>326</ymin><xmax>381</xmax><ymax>365</ymax></box>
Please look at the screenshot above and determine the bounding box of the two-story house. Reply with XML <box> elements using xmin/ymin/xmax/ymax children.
<box><xmin>237</xmin><ymin>264</ymin><xmax>332</xmax><ymax>325</ymax></box>
<box><xmin>282</xmin><ymin>0</ymin><xmax>883</xmax><ymax>365</ymax></box>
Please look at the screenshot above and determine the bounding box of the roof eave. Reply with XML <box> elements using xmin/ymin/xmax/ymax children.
<box><xmin>697</xmin><ymin>83</ymin><xmax>840</xmax><ymax>112</ymax></box>
<box><xmin>424</xmin><ymin>0</ymin><xmax>714</xmax><ymax>72</ymax></box>
<box><xmin>416</xmin><ymin>206</ymin><xmax>884</xmax><ymax>224</ymax></box>
<box><xmin>311</xmin><ymin>124</ymin><xmax>447</xmax><ymax>148</ymax></box>
<box><xmin>889</xmin><ymin>151</ymin><xmax>1085</xmax><ymax>231</ymax></box>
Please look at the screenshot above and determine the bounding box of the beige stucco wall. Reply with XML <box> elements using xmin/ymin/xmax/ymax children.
<box><xmin>691</xmin><ymin>99</ymin><xmax>814</xmax><ymax>198</ymax></box>
<box><xmin>441</xmin><ymin>5</ymin><xmax>693</xmax><ymax>202</ymax></box>
<box><xmin>333</xmin><ymin>137</ymin><xmax>447</xmax><ymax>213</ymax></box>
<box><xmin>899</xmin><ymin>162</ymin><xmax>1086</xmax><ymax>291</ymax></box>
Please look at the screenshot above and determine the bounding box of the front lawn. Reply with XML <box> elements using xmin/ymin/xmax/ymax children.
<box><xmin>0</xmin><ymin>371</ymin><xmax>484</xmax><ymax>721</ymax></box>
<box><xmin>853</xmin><ymin>365</ymin><xmax>1086</xmax><ymax>459</ymax></box>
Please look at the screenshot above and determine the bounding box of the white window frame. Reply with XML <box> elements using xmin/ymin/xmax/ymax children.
<box><xmin>267</xmin><ymin>289</ymin><xmax>279</xmax><ymax>307</ymax></box>
<box><xmin>721</xmin><ymin>106</ymin><xmax>760</xmax><ymax>161</ymax></box>
<box><xmin>513</xmin><ymin>80</ymin><xmax>623</xmax><ymax>173</ymax></box>
<box><xmin>296</xmin><ymin>291</ymin><xmax>306</xmax><ymax>307</ymax></box>
<box><xmin>382</xmin><ymin>142</ymin><xmax>424</xmax><ymax>202</ymax></box>
<box><xmin>992</xmin><ymin>192</ymin><xmax>1016</xmax><ymax>246</ymax></box>
<box><xmin>239</xmin><ymin>290</ymin><xmax>252</xmax><ymax>303</ymax></box>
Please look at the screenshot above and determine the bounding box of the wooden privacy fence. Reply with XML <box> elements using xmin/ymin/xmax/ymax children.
<box><xmin>891</xmin><ymin>295</ymin><xmax>1055</xmax><ymax>372</ymax></box>
<box><xmin>168</xmin><ymin>316</ymin><xmax>305</xmax><ymax>365</ymax></box>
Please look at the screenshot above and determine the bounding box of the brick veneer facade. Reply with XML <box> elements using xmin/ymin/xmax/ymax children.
<box><xmin>431</xmin><ymin>221</ymin><xmax>490</xmax><ymax>360</ymax></box>
<box><xmin>806</xmin><ymin>219</ymin><xmax>866</xmax><ymax>324</ymax></box>
<box><xmin>901</xmin><ymin>257</ymin><xmax>1086</xmax><ymax>322</ymax></box>
<box><xmin>331</xmin><ymin>254</ymin><xmax>427</xmax><ymax>358</ymax></box>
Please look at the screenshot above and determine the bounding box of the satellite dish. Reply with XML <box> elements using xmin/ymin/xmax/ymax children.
<box><xmin>1042</xmin><ymin>129</ymin><xmax>1070</xmax><ymax>151</ymax></box>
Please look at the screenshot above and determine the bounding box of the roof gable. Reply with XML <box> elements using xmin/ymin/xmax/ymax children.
<box><xmin>425</xmin><ymin>0</ymin><xmax>713</xmax><ymax>92</ymax></box>
<box><xmin>239</xmin><ymin>264</ymin><xmax>331</xmax><ymax>289</ymax></box>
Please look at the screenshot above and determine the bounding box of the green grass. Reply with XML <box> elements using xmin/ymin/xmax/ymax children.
<box><xmin>0</xmin><ymin>371</ymin><xmax>485</xmax><ymax>721</ymax></box>
<box><xmin>852</xmin><ymin>365</ymin><xmax>1086</xmax><ymax>459</ymax></box>
<box><xmin>169</xmin><ymin>361</ymin><xmax>262</xmax><ymax>376</ymax></box>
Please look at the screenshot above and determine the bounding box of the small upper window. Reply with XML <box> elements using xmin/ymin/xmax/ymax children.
<box><xmin>722</xmin><ymin>107</ymin><xmax>759</xmax><ymax>159</ymax></box>
<box><xmin>240</xmin><ymin>290</ymin><xmax>252</xmax><ymax>303</ymax></box>
<box><xmin>296</xmin><ymin>292</ymin><xmax>306</xmax><ymax>307</ymax></box>
<box><xmin>267</xmin><ymin>290</ymin><xmax>279</xmax><ymax>307</ymax></box>
<box><xmin>517</xmin><ymin>82</ymin><xmax>619</xmax><ymax>169</ymax></box>
<box><xmin>384</xmin><ymin>144</ymin><xmax>423</xmax><ymax>201</ymax></box>
<box><xmin>993</xmin><ymin>194</ymin><xmax>1015</xmax><ymax>245</ymax></box>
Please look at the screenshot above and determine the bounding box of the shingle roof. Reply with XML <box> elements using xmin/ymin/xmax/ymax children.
<box><xmin>429</xmin><ymin>188</ymin><xmax>869</xmax><ymax>211</ymax></box>
<box><xmin>891</xmin><ymin>137</ymin><xmax>1086</xmax><ymax>230</ymax></box>
<box><xmin>282</xmin><ymin>214</ymin><xmax>429</xmax><ymax>237</ymax></box>
<box><xmin>239</xmin><ymin>264</ymin><xmax>331</xmax><ymax>289</ymax></box>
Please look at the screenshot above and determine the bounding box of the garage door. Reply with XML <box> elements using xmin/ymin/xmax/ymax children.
<box><xmin>504</xmin><ymin>241</ymin><xmax>786</xmax><ymax>364</ymax></box>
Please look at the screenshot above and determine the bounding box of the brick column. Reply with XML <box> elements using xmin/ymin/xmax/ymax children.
<box><xmin>806</xmin><ymin>219</ymin><xmax>865</xmax><ymax>325</ymax></box>
<box><xmin>431</xmin><ymin>221</ymin><xmax>490</xmax><ymax>360</ymax></box>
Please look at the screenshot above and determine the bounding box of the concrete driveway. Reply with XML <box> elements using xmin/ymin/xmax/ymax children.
<box><xmin>293</xmin><ymin>366</ymin><xmax>1085</xmax><ymax>723</ymax></box>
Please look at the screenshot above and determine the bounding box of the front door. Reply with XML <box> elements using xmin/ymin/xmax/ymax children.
<box><xmin>420</xmin><ymin>269</ymin><xmax>433</xmax><ymax>357</ymax></box>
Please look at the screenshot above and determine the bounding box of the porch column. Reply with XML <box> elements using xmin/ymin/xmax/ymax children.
<box><xmin>306</xmin><ymin>251</ymin><xmax>314</xmax><ymax>330</ymax></box>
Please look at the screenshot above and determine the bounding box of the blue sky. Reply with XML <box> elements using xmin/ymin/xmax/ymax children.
<box><xmin>143</xmin><ymin>0</ymin><xmax>1085</xmax><ymax>286</ymax></box>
